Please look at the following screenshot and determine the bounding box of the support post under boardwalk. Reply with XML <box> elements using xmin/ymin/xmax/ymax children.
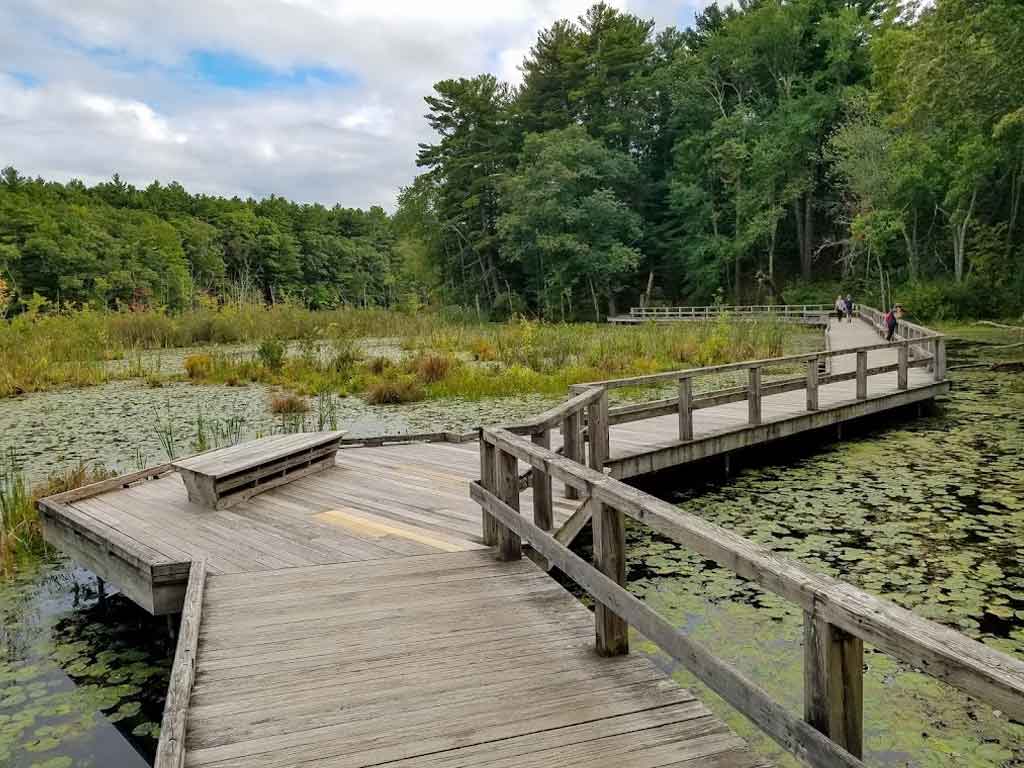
<box><xmin>806</xmin><ymin>359</ymin><xmax>819</xmax><ymax>411</ymax></box>
<box><xmin>479</xmin><ymin>437</ymin><xmax>498</xmax><ymax>546</ymax></box>
<box><xmin>494</xmin><ymin>449</ymin><xmax>522</xmax><ymax>561</ymax></box>
<box><xmin>530</xmin><ymin>430</ymin><xmax>553</xmax><ymax>532</ymax></box>
<box><xmin>678</xmin><ymin>376</ymin><xmax>693</xmax><ymax>441</ymax></box>
<box><xmin>856</xmin><ymin>351</ymin><xmax>868</xmax><ymax>400</ymax></box>
<box><xmin>748</xmin><ymin>366</ymin><xmax>762</xmax><ymax>425</ymax></box>
<box><xmin>803</xmin><ymin>612</ymin><xmax>864</xmax><ymax>759</ymax></box>
<box><xmin>562</xmin><ymin>411</ymin><xmax>583</xmax><ymax>501</ymax></box>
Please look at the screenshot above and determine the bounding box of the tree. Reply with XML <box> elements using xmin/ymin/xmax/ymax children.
<box><xmin>498</xmin><ymin>127</ymin><xmax>642</xmax><ymax>320</ymax></box>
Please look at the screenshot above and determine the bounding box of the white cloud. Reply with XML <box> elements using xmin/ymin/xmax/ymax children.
<box><xmin>0</xmin><ymin>0</ymin><xmax>708</xmax><ymax>209</ymax></box>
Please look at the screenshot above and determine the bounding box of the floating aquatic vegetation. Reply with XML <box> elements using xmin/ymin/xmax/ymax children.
<box><xmin>0</xmin><ymin>556</ymin><xmax>171</xmax><ymax>767</ymax></box>
<box><xmin>622</xmin><ymin>370</ymin><xmax>1024</xmax><ymax>766</ymax></box>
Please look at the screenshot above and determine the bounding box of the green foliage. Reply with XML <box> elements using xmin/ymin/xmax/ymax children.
<box><xmin>498</xmin><ymin>127</ymin><xmax>642</xmax><ymax>319</ymax></box>
<box><xmin>256</xmin><ymin>338</ymin><xmax>286</xmax><ymax>372</ymax></box>
<box><xmin>398</xmin><ymin>0</ymin><xmax>1023</xmax><ymax>320</ymax></box>
<box><xmin>0</xmin><ymin>169</ymin><xmax>418</xmax><ymax>312</ymax></box>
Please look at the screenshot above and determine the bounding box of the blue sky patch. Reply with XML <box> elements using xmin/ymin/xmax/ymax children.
<box><xmin>8</xmin><ymin>71</ymin><xmax>41</xmax><ymax>87</ymax></box>
<box><xmin>190</xmin><ymin>51</ymin><xmax>356</xmax><ymax>90</ymax></box>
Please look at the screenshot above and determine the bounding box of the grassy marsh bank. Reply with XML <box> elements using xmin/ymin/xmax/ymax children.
<box><xmin>0</xmin><ymin>304</ymin><xmax>812</xmax><ymax>401</ymax></box>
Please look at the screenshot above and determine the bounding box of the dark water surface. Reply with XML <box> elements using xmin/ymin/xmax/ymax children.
<box><xmin>2</xmin><ymin>363</ymin><xmax>1022</xmax><ymax>766</ymax></box>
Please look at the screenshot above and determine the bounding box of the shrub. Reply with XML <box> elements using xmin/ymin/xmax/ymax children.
<box><xmin>328</xmin><ymin>334</ymin><xmax>362</xmax><ymax>373</ymax></box>
<box><xmin>366</xmin><ymin>356</ymin><xmax>391</xmax><ymax>375</ymax></box>
<box><xmin>413</xmin><ymin>352</ymin><xmax>454</xmax><ymax>383</ymax></box>
<box><xmin>257</xmin><ymin>338</ymin><xmax>287</xmax><ymax>372</ymax></box>
<box><xmin>364</xmin><ymin>376</ymin><xmax>424</xmax><ymax>405</ymax></box>
<box><xmin>269</xmin><ymin>392</ymin><xmax>310</xmax><ymax>414</ymax></box>
<box><xmin>183</xmin><ymin>353</ymin><xmax>213</xmax><ymax>380</ymax></box>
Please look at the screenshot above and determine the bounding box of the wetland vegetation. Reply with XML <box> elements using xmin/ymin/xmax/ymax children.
<box><xmin>1</xmin><ymin>317</ymin><xmax>1021</xmax><ymax>767</ymax></box>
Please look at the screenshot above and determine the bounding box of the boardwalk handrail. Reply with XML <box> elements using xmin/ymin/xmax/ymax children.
<box><xmin>569</xmin><ymin>306</ymin><xmax>946</xmax><ymax>435</ymax></box>
<box><xmin>154</xmin><ymin>559</ymin><xmax>206</xmax><ymax>768</ymax></box>
<box><xmin>629</xmin><ymin>304</ymin><xmax>833</xmax><ymax>316</ymax></box>
<box><xmin>472</xmin><ymin>423</ymin><xmax>1024</xmax><ymax>768</ymax></box>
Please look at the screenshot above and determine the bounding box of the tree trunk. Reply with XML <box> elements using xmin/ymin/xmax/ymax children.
<box><xmin>802</xmin><ymin>193</ymin><xmax>814</xmax><ymax>280</ymax></box>
<box><xmin>953</xmin><ymin>189</ymin><xmax>978</xmax><ymax>284</ymax></box>
<box><xmin>588</xmin><ymin>279</ymin><xmax>601</xmax><ymax>322</ymax></box>
<box><xmin>902</xmin><ymin>209</ymin><xmax>919</xmax><ymax>282</ymax></box>
<box><xmin>641</xmin><ymin>270</ymin><xmax>654</xmax><ymax>309</ymax></box>
<box><xmin>1009</xmin><ymin>159</ymin><xmax>1022</xmax><ymax>251</ymax></box>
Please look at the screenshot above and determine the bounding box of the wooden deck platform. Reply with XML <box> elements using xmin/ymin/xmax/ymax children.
<box><xmin>183</xmin><ymin>550</ymin><xmax>768</xmax><ymax>768</ymax></box>
<box><xmin>37</xmin><ymin>310</ymin><xmax>969</xmax><ymax>768</ymax></box>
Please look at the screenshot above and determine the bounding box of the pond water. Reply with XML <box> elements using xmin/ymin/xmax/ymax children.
<box><xmin>1</xmin><ymin>339</ymin><xmax>1022</xmax><ymax>767</ymax></box>
<box><xmin>1</xmin><ymin>555</ymin><xmax>171</xmax><ymax>768</ymax></box>
<box><xmin>0</xmin><ymin>380</ymin><xmax>559</xmax><ymax>482</ymax></box>
<box><xmin>624</xmin><ymin>369</ymin><xmax>1024</xmax><ymax>767</ymax></box>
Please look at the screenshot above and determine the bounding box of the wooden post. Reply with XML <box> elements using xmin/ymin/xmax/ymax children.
<box><xmin>562</xmin><ymin>411</ymin><xmax>583</xmax><ymax>501</ymax></box>
<box><xmin>806</xmin><ymin>358</ymin><xmax>819</xmax><ymax>411</ymax></box>
<box><xmin>803</xmin><ymin>612</ymin><xmax>864</xmax><ymax>759</ymax></box>
<box><xmin>593</xmin><ymin>501</ymin><xmax>628</xmax><ymax>656</ymax></box>
<box><xmin>855</xmin><ymin>350</ymin><xmax>867</xmax><ymax>400</ymax></box>
<box><xmin>587</xmin><ymin>390</ymin><xmax>609</xmax><ymax>472</ymax></box>
<box><xmin>897</xmin><ymin>343</ymin><xmax>909</xmax><ymax>390</ymax></box>
<box><xmin>678</xmin><ymin>376</ymin><xmax>693</xmax><ymax>441</ymax></box>
<box><xmin>494</xmin><ymin>449</ymin><xmax>522</xmax><ymax>561</ymax></box>
<box><xmin>531</xmin><ymin>430</ymin><xmax>553</xmax><ymax>532</ymax></box>
<box><xmin>479</xmin><ymin>437</ymin><xmax>498</xmax><ymax>546</ymax></box>
<box><xmin>934</xmin><ymin>338</ymin><xmax>946</xmax><ymax>381</ymax></box>
<box><xmin>748</xmin><ymin>366</ymin><xmax>762</xmax><ymax>425</ymax></box>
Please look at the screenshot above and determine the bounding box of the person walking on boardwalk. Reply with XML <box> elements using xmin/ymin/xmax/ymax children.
<box><xmin>884</xmin><ymin>305</ymin><xmax>900</xmax><ymax>341</ymax></box>
<box><xmin>834</xmin><ymin>294</ymin><xmax>846</xmax><ymax>321</ymax></box>
<box><xmin>844</xmin><ymin>294</ymin><xmax>854</xmax><ymax>322</ymax></box>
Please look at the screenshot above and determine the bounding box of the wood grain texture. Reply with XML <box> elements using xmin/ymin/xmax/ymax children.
<box><xmin>182</xmin><ymin>550</ymin><xmax>761</xmax><ymax>768</ymax></box>
<box><xmin>155</xmin><ymin>559</ymin><xmax>206</xmax><ymax>768</ymax></box>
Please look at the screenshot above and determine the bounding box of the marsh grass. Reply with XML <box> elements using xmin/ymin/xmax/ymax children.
<box><xmin>0</xmin><ymin>451</ymin><xmax>114</xmax><ymax>573</ymax></box>
<box><xmin>270</xmin><ymin>393</ymin><xmax>310</xmax><ymax>415</ymax></box>
<box><xmin>2</xmin><ymin>302</ymin><xmax>810</xmax><ymax>404</ymax></box>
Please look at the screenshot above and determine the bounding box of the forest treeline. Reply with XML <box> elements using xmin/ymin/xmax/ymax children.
<box><xmin>401</xmin><ymin>0</ymin><xmax>1024</xmax><ymax>319</ymax></box>
<box><xmin>0</xmin><ymin>169</ymin><xmax>416</xmax><ymax>312</ymax></box>
<box><xmin>1</xmin><ymin>0</ymin><xmax>1022</xmax><ymax>321</ymax></box>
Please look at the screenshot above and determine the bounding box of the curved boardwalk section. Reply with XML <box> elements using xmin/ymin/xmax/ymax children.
<box><xmin>183</xmin><ymin>551</ymin><xmax>767</xmax><ymax>768</ymax></box>
<box><xmin>40</xmin><ymin>307</ymin><xmax>1004</xmax><ymax>768</ymax></box>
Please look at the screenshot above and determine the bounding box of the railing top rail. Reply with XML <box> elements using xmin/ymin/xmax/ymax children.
<box><xmin>479</xmin><ymin>425</ymin><xmax>1024</xmax><ymax>720</ymax></box>
<box><xmin>630</xmin><ymin>304</ymin><xmax>833</xmax><ymax>314</ymax></box>
<box><xmin>571</xmin><ymin>335</ymin><xmax>942</xmax><ymax>392</ymax></box>
<box><xmin>504</xmin><ymin>386</ymin><xmax>604</xmax><ymax>435</ymax></box>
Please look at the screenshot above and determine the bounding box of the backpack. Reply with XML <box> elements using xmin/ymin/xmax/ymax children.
<box><xmin>884</xmin><ymin>310</ymin><xmax>895</xmax><ymax>327</ymax></box>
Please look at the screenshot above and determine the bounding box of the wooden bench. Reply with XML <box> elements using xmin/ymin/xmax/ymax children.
<box><xmin>172</xmin><ymin>431</ymin><xmax>345</xmax><ymax>509</ymax></box>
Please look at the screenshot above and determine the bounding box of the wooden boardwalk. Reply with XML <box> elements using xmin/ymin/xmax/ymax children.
<box><xmin>184</xmin><ymin>551</ymin><xmax>767</xmax><ymax>768</ymax></box>
<box><xmin>37</xmin><ymin>309</ymin><xmax>991</xmax><ymax>768</ymax></box>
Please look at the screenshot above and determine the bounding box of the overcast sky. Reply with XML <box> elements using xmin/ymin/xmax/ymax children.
<box><xmin>1</xmin><ymin>1</ymin><xmax>712</xmax><ymax>210</ymax></box>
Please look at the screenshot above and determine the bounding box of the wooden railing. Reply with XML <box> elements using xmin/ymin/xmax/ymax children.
<box><xmin>572</xmin><ymin>321</ymin><xmax>946</xmax><ymax>437</ymax></box>
<box><xmin>857</xmin><ymin>306</ymin><xmax>940</xmax><ymax>367</ymax></box>
<box><xmin>624</xmin><ymin>304</ymin><xmax>833</xmax><ymax>321</ymax></box>
<box><xmin>471</xmin><ymin>424</ymin><xmax>1024</xmax><ymax>768</ymax></box>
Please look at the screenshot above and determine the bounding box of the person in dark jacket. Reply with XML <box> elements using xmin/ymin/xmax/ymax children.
<box><xmin>844</xmin><ymin>294</ymin><xmax>854</xmax><ymax>322</ymax></box>
<box><xmin>884</xmin><ymin>305</ymin><xmax>902</xmax><ymax>341</ymax></box>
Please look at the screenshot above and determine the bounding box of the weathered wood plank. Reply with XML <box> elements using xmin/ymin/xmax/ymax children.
<box><xmin>494</xmin><ymin>449</ymin><xmax>523</xmax><ymax>561</ymax></box>
<box><xmin>470</xmin><ymin>482</ymin><xmax>863</xmax><ymax>768</ymax></box>
<box><xmin>155</xmin><ymin>559</ymin><xmax>206</xmax><ymax>768</ymax></box>
<box><xmin>804</xmin><ymin>612</ymin><xmax>864</xmax><ymax>759</ymax></box>
<box><xmin>481</xmin><ymin>427</ymin><xmax>1024</xmax><ymax>722</ymax></box>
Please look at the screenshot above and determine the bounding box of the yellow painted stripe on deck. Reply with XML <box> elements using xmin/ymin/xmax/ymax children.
<box><xmin>315</xmin><ymin>507</ymin><xmax>471</xmax><ymax>553</ymax></box>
